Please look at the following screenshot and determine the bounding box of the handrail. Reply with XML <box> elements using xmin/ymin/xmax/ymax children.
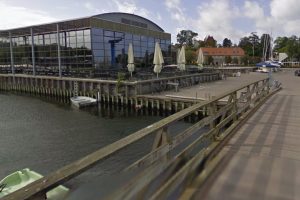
<box><xmin>0</xmin><ymin>72</ymin><xmax>219</xmax><ymax>86</ymax></box>
<box><xmin>2</xmin><ymin>77</ymin><xmax>269</xmax><ymax>200</ymax></box>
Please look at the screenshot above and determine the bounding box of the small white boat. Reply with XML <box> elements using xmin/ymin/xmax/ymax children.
<box><xmin>256</xmin><ymin>66</ymin><xmax>269</xmax><ymax>73</ymax></box>
<box><xmin>0</xmin><ymin>168</ymin><xmax>69</xmax><ymax>199</ymax></box>
<box><xmin>70</xmin><ymin>96</ymin><xmax>97</xmax><ymax>108</ymax></box>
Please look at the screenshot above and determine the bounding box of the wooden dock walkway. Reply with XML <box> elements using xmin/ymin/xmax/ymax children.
<box><xmin>184</xmin><ymin>69</ymin><xmax>300</xmax><ymax>199</ymax></box>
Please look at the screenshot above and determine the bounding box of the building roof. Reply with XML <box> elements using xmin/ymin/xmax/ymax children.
<box><xmin>200</xmin><ymin>47</ymin><xmax>245</xmax><ymax>56</ymax></box>
<box><xmin>93</xmin><ymin>12</ymin><xmax>164</xmax><ymax>32</ymax></box>
<box><xmin>0</xmin><ymin>12</ymin><xmax>167</xmax><ymax>37</ymax></box>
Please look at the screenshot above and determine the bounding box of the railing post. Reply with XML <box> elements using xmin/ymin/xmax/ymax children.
<box><xmin>233</xmin><ymin>91</ymin><xmax>238</xmax><ymax>121</ymax></box>
<box><xmin>209</xmin><ymin>103</ymin><xmax>217</xmax><ymax>130</ymax></box>
<box><xmin>152</xmin><ymin>127</ymin><xmax>170</xmax><ymax>151</ymax></box>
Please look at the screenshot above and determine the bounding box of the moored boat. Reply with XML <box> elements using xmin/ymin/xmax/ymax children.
<box><xmin>0</xmin><ymin>168</ymin><xmax>69</xmax><ymax>199</ymax></box>
<box><xmin>70</xmin><ymin>96</ymin><xmax>97</xmax><ymax>108</ymax></box>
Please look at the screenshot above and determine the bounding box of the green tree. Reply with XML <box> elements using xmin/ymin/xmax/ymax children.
<box><xmin>249</xmin><ymin>32</ymin><xmax>260</xmax><ymax>57</ymax></box>
<box><xmin>207</xmin><ymin>55</ymin><xmax>214</xmax><ymax>65</ymax></box>
<box><xmin>185</xmin><ymin>48</ymin><xmax>196</xmax><ymax>64</ymax></box>
<box><xmin>204</xmin><ymin>35</ymin><xmax>217</xmax><ymax>47</ymax></box>
<box><xmin>241</xmin><ymin>55</ymin><xmax>250</xmax><ymax>65</ymax></box>
<box><xmin>273</xmin><ymin>35</ymin><xmax>300</xmax><ymax>60</ymax></box>
<box><xmin>233</xmin><ymin>57</ymin><xmax>239</xmax><ymax>64</ymax></box>
<box><xmin>176</xmin><ymin>30</ymin><xmax>198</xmax><ymax>46</ymax></box>
<box><xmin>274</xmin><ymin>36</ymin><xmax>289</xmax><ymax>53</ymax></box>
<box><xmin>238</xmin><ymin>37</ymin><xmax>252</xmax><ymax>56</ymax></box>
<box><xmin>222</xmin><ymin>38</ymin><xmax>232</xmax><ymax>47</ymax></box>
<box><xmin>225</xmin><ymin>56</ymin><xmax>232</xmax><ymax>64</ymax></box>
<box><xmin>286</xmin><ymin>36</ymin><xmax>300</xmax><ymax>60</ymax></box>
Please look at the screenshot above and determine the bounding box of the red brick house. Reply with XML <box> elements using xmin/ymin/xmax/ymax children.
<box><xmin>199</xmin><ymin>47</ymin><xmax>245</xmax><ymax>65</ymax></box>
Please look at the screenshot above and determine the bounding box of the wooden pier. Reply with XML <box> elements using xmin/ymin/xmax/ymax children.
<box><xmin>3</xmin><ymin>76</ymin><xmax>279</xmax><ymax>200</ymax></box>
<box><xmin>0</xmin><ymin>72</ymin><xmax>220</xmax><ymax>111</ymax></box>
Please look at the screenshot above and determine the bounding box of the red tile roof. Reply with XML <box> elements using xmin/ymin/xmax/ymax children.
<box><xmin>200</xmin><ymin>47</ymin><xmax>245</xmax><ymax>56</ymax></box>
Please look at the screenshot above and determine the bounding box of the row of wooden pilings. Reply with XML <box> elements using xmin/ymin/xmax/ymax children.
<box><xmin>0</xmin><ymin>72</ymin><xmax>220</xmax><ymax>113</ymax></box>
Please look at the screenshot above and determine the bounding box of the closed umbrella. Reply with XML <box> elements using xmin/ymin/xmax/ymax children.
<box><xmin>153</xmin><ymin>42</ymin><xmax>164</xmax><ymax>78</ymax></box>
<box><xmin>178</xmin><ymin>45</ymin><xmax>186</xmax><ymax>71</ymax></box>
<box><xmin>176</xmin><ymin>48</ymin><xmax>180</xmax><ymax>67</ymax></box>
<box><xmin>127</xmin><ymin>43</ymin><xmax>134</xmax><ymax>77</ymax></box>
<box><xmin>197</xmin><ymin>48</ymin><xmax>204</xmax><ymax>70</ymax></box>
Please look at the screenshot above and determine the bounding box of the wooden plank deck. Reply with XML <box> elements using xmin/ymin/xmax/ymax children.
<box><xmin>189</xmin><ymin>69</ymin><xmax>300</xmax><ymax>200</ymax></box>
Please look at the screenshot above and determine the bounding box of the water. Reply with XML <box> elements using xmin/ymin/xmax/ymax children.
<box><xmin>0</xmin><ymin>92</ymin><xmax>167</xmax><ymax>179</ymax></box>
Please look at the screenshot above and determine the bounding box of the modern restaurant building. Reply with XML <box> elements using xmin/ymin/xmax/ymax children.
<box><xmin>0</xmin><ymin>12</ymin><xmax>171</xmax><ymax>76</ymax></box>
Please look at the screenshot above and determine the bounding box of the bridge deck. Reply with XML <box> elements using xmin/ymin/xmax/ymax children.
<box><xmin>191</xmin><ymin>69</ymin><xmax>300</xmax><ymax>199</ymax></box>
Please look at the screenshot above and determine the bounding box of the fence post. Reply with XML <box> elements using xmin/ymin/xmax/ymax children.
<box><xmin>152</xmin><ymin>127</ymin><xmax>170</xmax><ymax>150</ymax></box>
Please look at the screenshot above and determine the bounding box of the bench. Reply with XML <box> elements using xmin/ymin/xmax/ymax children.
<box><xmin>167</xmin><ymin>82</ymin><xmax>179</xmax><ymax>92</ymax></box>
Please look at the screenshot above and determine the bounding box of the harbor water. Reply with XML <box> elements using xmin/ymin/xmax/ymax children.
<box><xmin>0</xmin><ymin>92</ymin><xmax>191</xmax><ymax>187</ymax></box>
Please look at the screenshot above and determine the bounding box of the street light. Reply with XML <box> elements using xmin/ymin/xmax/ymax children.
<box><xmin>251</xmin><ymin>32</ymin><xmax>257</xmax><ymax>59</ymax></box>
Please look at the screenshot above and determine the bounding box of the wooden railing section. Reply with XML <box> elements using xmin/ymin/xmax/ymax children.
<box><xmin>3</xmin><ymin>78</ymin><xmax>276</xmax><ymax>200</ymax></box>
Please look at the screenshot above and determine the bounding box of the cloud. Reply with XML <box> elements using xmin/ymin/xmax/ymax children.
<box><xmin>243</xmin><ymin>0</ymin><xmax>300</xmax><ymax>38</ymax></box>
<box><xmin>193</xmin><ymin>0</ymin><xmax>245</xmax><ymax>43</ymax></box>
<box><xmin>164</xmin><ymin>0</ymin><xmax>186</xmax><ymax>24</ymax></box>
<box><xmin>244</xmin><ymin>1</ymin><xmax>264</xmax><ymax>20</ymax></box>
<box><xmin>156</xmin><ymin>13</ymin><xmax>162</xmax><ymax>21</ymax></box>
<box><xmin>0</xmin><ymin>1</ymin><xmax>58</xmax><ymax>29</ymax></box>
<box><xmin>270</xmin><ymin>0</ymin><xmax>300</xmax><ymax>21</ymax></box>
<box><xmin>112</xmin><ymin>0</ymin><xmax>150</xmax><ymax>18</ymax></box>
<box><xmin>84</xmin><ymin>2</ymin><xmax>101</xmax><ymax>13</ymax></box>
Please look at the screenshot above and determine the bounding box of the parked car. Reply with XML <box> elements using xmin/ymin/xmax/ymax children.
<box><xmin>295</xmin><ymin>69</ymin><xmax>300</xmax><ymax>76</ymax></box>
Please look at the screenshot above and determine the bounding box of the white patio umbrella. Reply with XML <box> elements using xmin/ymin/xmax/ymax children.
<box><xmin>153</xmin><ymin>42</ymin><xmax>164</xmax><ymax>78</ymax></box>
<box><xmin>176</xmin><ymin>48</ymin><xmax>181</xmax><ymax>67</ymax></box>
<box><xmin>197</xmin><ymin>48</ymin><xmax>204</xmax><ymax>70</ymax></box>
<box><xmin>127</xmin><ymin>43</ymin><xmax>135</xmax><ymax>77</ymax></box>
<box><xmin>177</xmin><ymin>45</ymin><xmax>186</xmax><ymax>71</ymax></box>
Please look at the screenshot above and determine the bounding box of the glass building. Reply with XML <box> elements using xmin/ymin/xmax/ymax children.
<box><xmin>0</xmin><ymin>12</ymin><xmax>171</xmax><ymax>76</ymax></box>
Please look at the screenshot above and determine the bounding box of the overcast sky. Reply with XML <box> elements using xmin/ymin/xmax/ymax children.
<box><xmin>0</xmin><ymin>0</ymin><xmax>299</xmax><ymax>44</ymax></box>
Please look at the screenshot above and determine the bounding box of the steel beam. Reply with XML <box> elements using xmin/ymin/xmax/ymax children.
<box><xmin>57</xmin><ymin>24</ymin><xmax>62</xmax><ymax>78</ymax></box>
<box><xmin>31</xmin><ymin>28</ymin><xmax>36</xmax><ymax>76</ymax></box>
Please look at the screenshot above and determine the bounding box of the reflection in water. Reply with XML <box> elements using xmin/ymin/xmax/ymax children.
<box><xmin>0</xmin><ymin>92</ymin><xmax>164</xmax><ymax>179</ymax></box>
<box><xmin>0</xmin><ymin>92</ymin><xmax>198</xmax><ymax>197</ymax></box>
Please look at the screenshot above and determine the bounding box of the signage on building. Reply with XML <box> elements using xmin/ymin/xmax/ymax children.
<box><xmin>121</xmin><ymin>18</ymin><xmax>148</xmax><ymax>29</ymax></box>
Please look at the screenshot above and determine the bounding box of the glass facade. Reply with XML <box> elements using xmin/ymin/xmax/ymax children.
<box><xmin>0</xmin><ymin>29</ymin><xmax>92</xmax><ymax>71</ymax></box>
<box><xmin>0</xmin><ymin>17</ymin><xmax>171</xmax><ymax>75</ymax></box>
<box><xmin>0</xmin><ymin>36</ymin><xmax>10</xmax><ymax>67</ymax></box>
<box><xmin>91</xmin><ymin>28</ymin><xmax>170</xmax><ymax>68</ymax></box>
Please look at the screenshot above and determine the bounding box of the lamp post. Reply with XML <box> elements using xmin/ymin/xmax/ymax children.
<box><xmin>251</xmin><ymin>32</ymin><xmax>257</xmax><ymax>62</ymax></box>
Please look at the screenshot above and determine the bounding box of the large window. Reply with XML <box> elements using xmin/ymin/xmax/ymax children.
<box><xmin>91</xmin><ymin>28</ymin><xmax>171</xmax><ymax>68</ymax></box>
<box><xmin>0</xmin><ymin>27</ymin><xmax>171</xmax><ymax>72</ymax></box>
<box><xmin>0</xmin><ymin>36</ymin><xmax>11</xmax><ymax>67</ymax></box>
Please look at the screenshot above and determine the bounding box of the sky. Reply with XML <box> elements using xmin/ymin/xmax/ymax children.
<box><xmin>0</xmin><ymin>0</ymin><xmax>299</xmax><ymax>44</ymax></box>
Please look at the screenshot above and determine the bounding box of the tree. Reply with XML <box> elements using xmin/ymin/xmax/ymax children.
<box><xmin>176</xmin><ymin>30</ymin><xmax>198</xmax><ymax>46</ymax></box>
<box><xmin>274</xmin><ymin>36</ymin><xmax>289</xmax><ymax>53</ymax></box>
<box><xmin>286</xmin><ymin>35</ymin><xmax>300</xmax><ymax>60</ymax></box>
<box><xmin>260</xmin><ymin>34</ymin><xmax>271</xmax><ymax>60</ymax></box>
<box><xmin>225</xmin><ymin>56</ymin><xmax>232</xmax><ymax>64</ymax></box>
<box><xmin>222</xmin><ymin>38</ymin><xmax>232</xmax><ymax>47</ymax></box>
<box><xmin>204</xmin><ymin>35</ymin><xmax>217</xmax><ymax>47</ymax></box>
<box><xmin>185</xmin><ymin>48</ymin><xmax>197</xmax><ymax>64</ymax></box>
<box><xmin>241</xmin><ymin>55</ymin><xmax>250</xmax><ymax>65</ymax></box>
<box><xmin>238</xmin><ymin>36</ymin><xmax>253</xmax><ymax>56</ymax></box>
<box><xmin>207</xmin><ymin>55</ymin><xmax>214</xmax><ymax>65</ymax></box>
<box><xmin>232</xmin><ymin>57</ymin><xmax>239</xmax><ymax>64</ymax></box>
<box><xmin>249</xmin><ymin>32</ymin><xmax>260</xmax><ymax>57</ymax></box>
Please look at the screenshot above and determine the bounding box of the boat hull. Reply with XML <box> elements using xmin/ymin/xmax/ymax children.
<box><xmin>0</xmin><ymin>168</ymin><xmax>69</xmax><ymax>199</ymax></box>
<box><xmin>70</xmin><ymin>96</ymin><xmax>97</xmax><ymax>108</ymax></box>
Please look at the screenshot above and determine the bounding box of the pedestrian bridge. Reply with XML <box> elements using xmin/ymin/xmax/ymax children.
<box><xmin>3</xmin><ymin>71</ymin><xmax>300</xmax><ymax>200</ymax></box>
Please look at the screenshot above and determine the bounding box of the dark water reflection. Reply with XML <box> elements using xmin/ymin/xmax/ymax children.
<box><xmin>0</xmin><ymin>92</ymin><xmax>164</xmax><ymax>178</ymax></box>
<box><xmin>0</xmin><ymin>92</ymin><xmax>192</xmax><ymax>187</ymax></box>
